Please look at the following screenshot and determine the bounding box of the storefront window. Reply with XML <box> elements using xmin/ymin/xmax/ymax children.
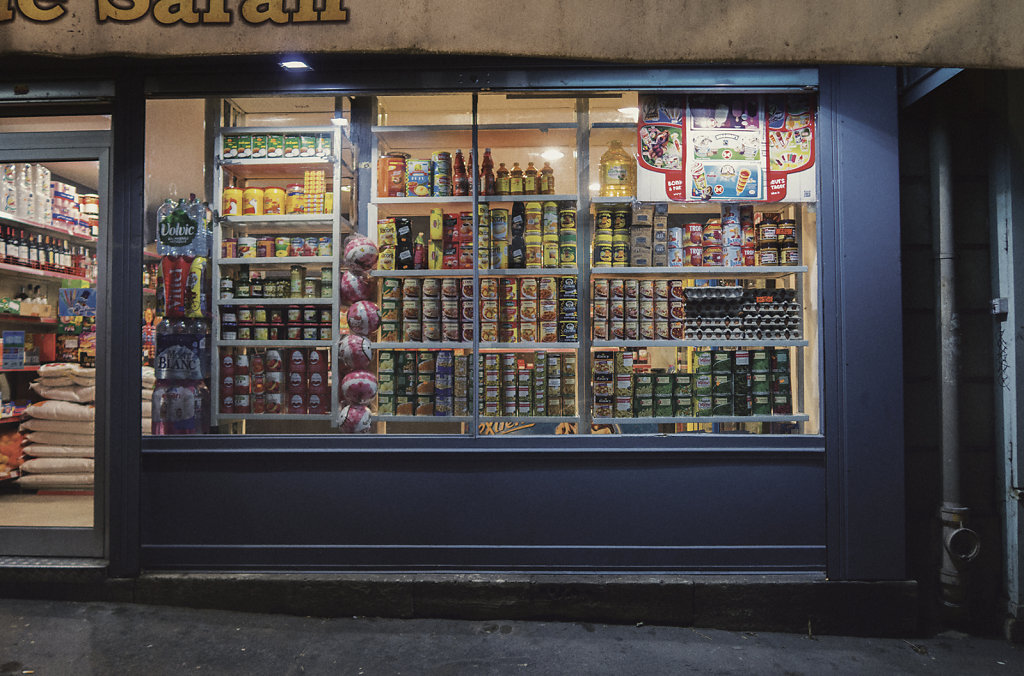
<box><xmin>144</xmin><ymin>90</ymin><xmax>820</xmax><ymax>438</ymax></box>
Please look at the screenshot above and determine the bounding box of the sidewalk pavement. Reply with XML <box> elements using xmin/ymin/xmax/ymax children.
<box><xmin>1</xmin><ymin>598</ymin><xmax>1022</xmax><ymax>675</ymax></box>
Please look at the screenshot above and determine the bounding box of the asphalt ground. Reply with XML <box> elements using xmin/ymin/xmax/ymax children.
<box><xmin>1</xmin><ymin>598</ymin><xmax>1022</xmax><ymax>675</ymax></box>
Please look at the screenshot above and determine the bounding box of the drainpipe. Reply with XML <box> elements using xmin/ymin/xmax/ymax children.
<box><xmin>930</xmin><ymin>110</ymin><xmax>982</xmax><ymax>617</ymax></box>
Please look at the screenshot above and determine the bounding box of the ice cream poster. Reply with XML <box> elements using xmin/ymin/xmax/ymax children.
<box><xmin>765</xmin><ymin>94</ymin><xmax>817</xmax><ymax>202</ymax></box>
<box><xmin>58</xmin><ymin>288</ymin><xmax>97</xmax><ymax>317</ymax></box>
<box><xmin>685</xmin><ymin>95</ymin><xmax>765</xmax><ymax>202</ymax></box>
<box><xmin>636</xmin><ymin>95</ymin><xmax>687</xmax><ymax>201</ymax></box>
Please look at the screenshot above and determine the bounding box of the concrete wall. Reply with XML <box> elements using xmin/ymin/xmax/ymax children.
<box><xmin>900</xmin><ymin>71</ymin><xmax>1002</xmax><ymax>631</ymax></box>
<box><xmin>1</xmin><ymin>1</ymin><xmax>1023</xmax><ymax>68</ymax></box>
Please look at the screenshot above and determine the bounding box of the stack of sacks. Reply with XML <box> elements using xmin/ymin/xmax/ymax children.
<box><xmin>142</xmin><ymin>366</ymin><xmax>155</xmax><ymax>434</ymax></box>
<box><xmin>16</xmin><ymin>399</ymin><xmax>95</xmax><ymax>490</ymax></box>
<box><xmin>29</xmin><ymin>363</ymin><xmax>96</xmax><ymax>404</ymax></box>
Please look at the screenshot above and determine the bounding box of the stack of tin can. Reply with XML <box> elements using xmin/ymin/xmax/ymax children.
<box><xmin>480</xmin><ymin>350</ymin><xmax>577</xmax><ymax>418</ymax></box>
<box><xmin>755</xmin><ymin>216</ymin><xmax>799</xmax><ymax>266</ymax></box>
<box><xmin>378</xmin><ymin>276</ymin><xmax>474</xmax><ymax>343</ymax></box>
<box><xmin>591</xmin><ymin>277</ymin><xmax>686</xmax><ymax>341</ymax></box>
<box><xmin>375</xmin><ymin>349</ymin><xmax>470</xmax><ymax>417</ymax></box>
<box><xmin>222</xmin><ymin>132</ymin><xmax>332</xmax><ymax>160</ymax></box>
<box><xmin>483</xmin><ymin>276</ymin><xmax>578</xmax><ymax>344</ymax></box>
<box><xmin>592</xmin><ymin>206</ymin><xmax>631</xmax><ymax>267</ymax></box>
<box><xmin>219</xmin><ymin>347</ymin><xmax>329</xmax><ymax>416</ymax></box>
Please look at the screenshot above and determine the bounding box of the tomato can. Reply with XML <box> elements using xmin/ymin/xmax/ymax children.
<box><xmin>684</xmin><ymin>246</ymin><xmax>703</xmax><ymax>266</ymax></box>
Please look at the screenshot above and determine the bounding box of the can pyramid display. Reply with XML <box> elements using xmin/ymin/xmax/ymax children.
<box><xmin>336</xmin><ymin>234</ymin><xmax>380</xmax><ymax>432</ymax></box>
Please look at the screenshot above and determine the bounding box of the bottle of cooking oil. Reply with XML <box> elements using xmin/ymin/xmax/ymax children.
<box><xmin>599</xmin><ymin>140</ymin><xmax>635</xmax><ymax>197</ymax></box>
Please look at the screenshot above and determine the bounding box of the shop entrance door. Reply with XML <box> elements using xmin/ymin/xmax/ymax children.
<box><xmin>0</xmin><ymin>131</ymin><xmax>109</xmax><ymax>559</ymax></box>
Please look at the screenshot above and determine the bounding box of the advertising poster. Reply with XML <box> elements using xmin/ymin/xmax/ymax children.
<box><xmin>765</xmin><ymin>94</ymin><xmax>817</xmax><ymax>202</ymax></box>
<box><xmin>58</xmin><ymin>288</ymin><xmax>97</xmax><ymax>317</ymax></box>
<box><xmin>636</xmin><ymin>93</ymin><xmax>817</xmax><ymax>204</ymax></box>
<box><xmin>636</xmin><ymin>95</ymin><xmax>686</xmax><ymax>201</ymax></box>
<box><xmin>684</xmin><ymin>95</ymin><xmax>765</xmax><ymax>202</ymax></box>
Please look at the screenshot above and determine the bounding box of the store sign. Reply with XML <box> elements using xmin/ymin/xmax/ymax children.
<box><xmin>0</xmin><ymin>1</ymin><xmax>349</xmax><ymax>24</ymax></box>
<box><xmin>637</xmin><ymin>94</ymin><xmax>816</xmax><ymax>203</ymax></box>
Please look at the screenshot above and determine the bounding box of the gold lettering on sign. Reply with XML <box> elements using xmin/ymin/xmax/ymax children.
<box><xmin>202</xmin><ymin>0</ymin><xmax>231</xmax><ymax>23</ymax></box>
<box><xmin>239</xmin><ymin>0</ymin><xmax>288</xmax><ymax>24</ymax></box>
<box><xmin>153</xmin><ymin>0</ymin><xmax>199</xmax><ymax>24</ymax></box>
<box><xmin>319</xmin><ymin>0</ymin><xmax>347</xmax><ymax>22</ymax></box>
<box><xmin>17</xmin><ymin>0</ymin><xmax>67</xmax><ymax>21</ymax></box>
<box><xmin>0</xmin><ymin>1</ymin><xmax>13</xmax><ymax>21</ymax></box>
<box><xmin>97</xmin><ymin>0</ymin><xmax>150</xmax><ymax>22</ymax></box>
<box><xmin>291</xmin><ymin>0</ymin><xmax>317</xmax><ymax>23</ymax></box>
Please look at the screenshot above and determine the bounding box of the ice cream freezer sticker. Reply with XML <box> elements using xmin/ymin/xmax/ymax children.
<box><xmin>58</xmin><ymin>288</ymin><xmax>97</xmax><ymax>317</ymax></box>
<box><xmin>637</xmin><ymin>94</ymin><xmax>816</xmax><ymax>203</ymax></box>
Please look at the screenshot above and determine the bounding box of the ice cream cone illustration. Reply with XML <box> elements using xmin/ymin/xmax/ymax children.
<box><xmin>692</xmin><ymin>162</ymin><xmax>710</xmax><ymax>198</ymax></box>
<box><xmin>736</xmin><ymin>168</ymin><xmax>751</xmax><ymax>193</ymax></box>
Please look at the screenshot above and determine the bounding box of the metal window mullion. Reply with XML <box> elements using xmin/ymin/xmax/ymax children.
<box><xmin>471</xmin><ymin>93</ymin><xmax>480</xmax><ymax>438</ymax></box>
<box><xmin>577</xmin><ymin>97</ymin><xmax>593</xmax><ymax>435</ymax></box>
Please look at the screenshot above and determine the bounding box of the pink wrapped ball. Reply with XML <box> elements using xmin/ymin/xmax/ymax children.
<box><xmin>343</xmin><ymin>236</ymin><xmax>379</xmax><ymax>271</ymax></box>
<box><xmin>339</xmin><ymin>270</ymin><xmax>372</xmax><ymax>305</ymax></box>
<box><xmin>347</xmin><ymin>301</ymin><xmax>380</xmax><ymax>337</ymax></box>
<box><xmin>338</xmin><ymin>333</ymin><xmax>372</xmax><ymax>371</ymax></box>
<box><xmin>339</xmin><ymin>404</ymin><xmax>373</xmax><ymax>433</ymax></box>
<box><xmin>341</xmin><ymin>370</ymin><xmax>378</xmax><ymax>405</ymax></box>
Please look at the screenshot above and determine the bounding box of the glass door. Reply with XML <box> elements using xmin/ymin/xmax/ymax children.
<box><xmin>0</xmin><ymin>129</ymin><xmax>109</xmax><ymax>558</ymax></box>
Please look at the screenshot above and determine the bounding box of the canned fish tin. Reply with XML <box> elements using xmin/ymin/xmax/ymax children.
<box><xmin>702</xmin><ymin>222</ymin><xmax>722</xmax><ymax>246</ymax></box>
<box><xmin>702</xmin><ymin>246</ymin><xmax>723</xmax><ymax>266</ymax></box>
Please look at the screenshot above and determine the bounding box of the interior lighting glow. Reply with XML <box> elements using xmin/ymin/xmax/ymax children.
<box><xmin>540</xmin><ymin>149</ymin><xmax>564</xmax><ymax>161</ymax></box>
<box><xmin>618</xmin><ymin>106</ymin><xmax>640</xmax><ymax>121</ymax></box>
<box><xmin>280</xmin><ymin>60</ymin><xmax>311</xmax><ymax>70</ymax></box>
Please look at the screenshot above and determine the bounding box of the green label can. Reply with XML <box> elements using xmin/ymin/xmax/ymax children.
<box><xmin>695</xmin><ymin>395</ymin><xmax>713</xmax><ymax>417</ymax></box>
<box><xmin>752</xmin><ymin>394</ymin><xmax>771</xmax><ymax>416</ymax></box>
<box><xmin>694</xmin><ymin>373</ymin><xmax>712</xmax><ymax>396</ymax></box>
<box><xmin>267</xmin><ymin>134</ymin><xmax>284</xmax><ymax>158</ymax></box>
<box><xmin>712</xmin><ymin>374</ymin><xmax>733</xmax><ymax>396</ymax></box>
<box><xmin>712</xmin><ymin>351</ymin><xmax>733</xmax><ymax>374</ymax></box>
<box><xmin>712</xmin><ymin>394</ymin><xmax>734</xmax><ymax>416</ymax></box>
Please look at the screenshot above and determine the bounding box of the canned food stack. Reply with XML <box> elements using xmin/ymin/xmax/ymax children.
<box><xmin>219</xmin><ymin>347</ymin><xmax>330</xmax><ymax>416</ymax></box>
<box><xmin>691</xmin><ymin>347</ymin><xmax>793</xmax><ymax>418</ymax></box>
<box><xmin>593</xmin><ymin>205</ymin><xmax>632</xmax><ymax>267</ymax></box>
<box><xmin>592</xmin><ymin>277</ymin><xmax>685</xmax><ymax>341</ymax></box>
<box><xmin>223</xmin><ymin>234</ymin><xmax>331</xmax><ymax>260</ymax></box>
<box><xmin>480</xmin><ymin>351</ymin><xmax>576</xmax><ymax>418</ymax></box>
<box><xmin>303</xmin><ymin>170</ymin><xmax>327</xmax><ymax>215</ymax></box>
<box><xmin>222</xmin><ymin>132</ymin><xmax>332</xmax><ymax>161</ymax></box>
<box><xmin>682</xmin><ymin>286</ymin><xmax>800</xmax><ymax>341</ymax></box>
<box><xmin>376</xmin><ymin>349</ymin><xmax>467</xmax><ymax>417</ymax></box>
<box><xmin>748</xmin><ymin>348</ymin><xmax>793</xmax><ymax>416</ymax></box>
<box><xmin>378</xmin><ymin>276</ymin><xmax>472</xmax><ymax>343</ymax></box>
<box><xmin>754</xmin><ymin>216</ymin><xmax>799</xmax><ymax>266</ymax></box>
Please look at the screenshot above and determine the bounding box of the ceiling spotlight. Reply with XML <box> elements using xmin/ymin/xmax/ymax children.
<box><xmin>280</xmin><ymin>60</ymin><xmax>311</xmax><ymax>71</ymax></box>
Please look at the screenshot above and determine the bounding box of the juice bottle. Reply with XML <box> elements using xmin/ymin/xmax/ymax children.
<box><xmin>480</xmin><ymin>148</ymin><xmax>495</xmax><ymax>195</ymax></box>
<box><xmin>496</xmin><ymin>162</ymin><xmax>510</xmax><ymax>195</ymax></box>
<box><xmin>453</xmin><ymin>149</ymin><xmax>470</xmax><ymax>196</ymax></box>
<box><xmin>524</xmin><ymin>162</ymin><xmax>539</xmax><ymax>194</ymax></box>
<box><xmin>599</xmin><ymin>140</ymin><xmax>636</xmax><ymax>198</ymax></box>
<box><xmin>510</xmin><ymin>162</ymin><xmax>525</xmax><ymax>195</ymax></box>
<box><xmin>540</xmin><ymin>162</ymin><xmax>555</xmax><ymax>195</ymax></box>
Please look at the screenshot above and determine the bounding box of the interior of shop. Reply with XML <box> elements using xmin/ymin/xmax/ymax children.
<box><xmin>0</xmin><ymin>116</ymin><xmax>105</xmax><ymax>529</ymax></box>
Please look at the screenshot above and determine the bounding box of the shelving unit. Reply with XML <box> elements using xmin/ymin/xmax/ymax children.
<box><xmin>354</xmin><ymin>95</ymin><xmax>818</xmax><ymax>437</ymax></box>
<box><xmin>212</xmin><ymin>123</ymin><xmax>353</xmax><ymax>428</ymax></box>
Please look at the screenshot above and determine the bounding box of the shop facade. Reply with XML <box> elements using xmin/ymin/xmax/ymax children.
<box><xmin>0</xmin><ymin>56</ymin><xmax>904</xmax><ymax>583</ymax></box>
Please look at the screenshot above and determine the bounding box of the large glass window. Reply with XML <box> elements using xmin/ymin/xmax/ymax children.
<box><xmin>144</xmin><ymin>90</ymin><xmax>819</xmax><ymax>438</ymax></box>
